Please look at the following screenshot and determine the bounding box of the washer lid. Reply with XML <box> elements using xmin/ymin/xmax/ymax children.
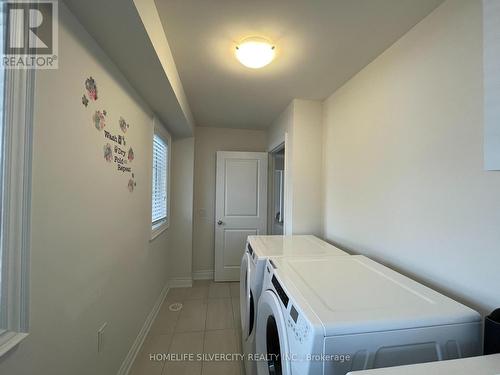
<box><xmin>247</xmin><ymin>235</ymin><xmax>348</xmax><ymax>258</ymax></box>
<box><xmin>273</xmin><ymin>255</ymin><xmax>480</xmax><ymax>336</ymax></box>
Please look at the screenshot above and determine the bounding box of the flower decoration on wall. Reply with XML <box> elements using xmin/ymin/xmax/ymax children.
<box><xmin>85</xmin><ymin>76</ymin><xmax>98</xmax><ymax>101</ymax></box>
<box><xmin>119</xmin><ymin>117</ymin><xmax>129</xmax><ymax>133</ymax></box>
<box><xmin>93</xmin><ymin>110</ymin><xmax>106</xmax><ymax>131</ymax></box>
<box><xmin>83</xmin><ymin>73</ymin><xmax>138</xmax><ymax>191</ymax></box>
<box><xmin>128</xmin><ymin>147</ymin><xmax>134</xmax><ymax>162</ymax></box>
<box><xmin>103</xmin><ymin>143</ymin><xmax>113</xmax><ymax>162</ymax></box>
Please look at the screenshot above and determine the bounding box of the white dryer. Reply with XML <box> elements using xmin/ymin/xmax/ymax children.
<box><xmin>240</xmin><ymin>235</ymin><xmax>348</xmax><ymax>375</ymax></box>
<box><xmin>255</xmin><ymin>255</ymin><xmax>481</xmax><ymax>375</ymax></box>
<box><xmin>346</xmin><ymin>354</ymin><xmax>500</xmax><ymax>375</ymax></box>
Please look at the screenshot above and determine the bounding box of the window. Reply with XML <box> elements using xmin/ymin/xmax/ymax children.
<box><xmin>151</xmin><ymin>120</ymin><xmax>171</xmax><ymax>239</ymax></box>
<box><xmin>0</xmin><ymin>8</ymin><xmax>34</xmax><ymax>356</ymax></box>
<box><xmin>152</xmin><ymin>135</ymin><xmax>168</xmax><ymax>224</ymax></box>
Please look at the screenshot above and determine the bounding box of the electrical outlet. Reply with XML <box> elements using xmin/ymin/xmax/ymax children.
<box><xmin>97</xmin><ymin>322</ymin><xmax>107</xmax><ymax>353</ymax></box>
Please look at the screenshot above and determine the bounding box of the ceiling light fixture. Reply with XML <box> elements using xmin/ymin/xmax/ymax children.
<box><xmin>235</xmin><ymin>37</ymin><xmax>275</xmax><ymax>69</ymax></box>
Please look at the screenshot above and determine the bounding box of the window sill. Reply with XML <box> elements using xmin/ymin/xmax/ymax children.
<box><xmin>0</xmin><ymin>332</ymin><xmax>28</xmax><ymax>358</ymax></box>
<box><xmin>151</xmin><ymin>220</ymin><xmax>169</xmax><ymax>241</ymax></box>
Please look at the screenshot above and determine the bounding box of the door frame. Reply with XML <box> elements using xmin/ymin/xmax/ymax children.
<box><xmin>268</xmin><ymin>143</ymin><xmax>285</xmax><ymax>234</ymax></box>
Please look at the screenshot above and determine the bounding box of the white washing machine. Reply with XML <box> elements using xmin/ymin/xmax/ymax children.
<box><xmin>346</xmin><ymin>354</ymin><xmax>500</xmax><ymax>375</ymax></box>
<box><xmin>240</xmin><ymin>235</ymin><xmax>349</xmax><ymax>375</ymax></box>
<box><xmin>256</xmin><ymin>255</ymin><xmax>481</xmax><ymax>375</ymax></box>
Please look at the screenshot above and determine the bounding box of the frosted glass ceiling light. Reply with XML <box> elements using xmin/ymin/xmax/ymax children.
<box><xmin>235</xmin><ymin>37</ymin><xmax>275</xmax><ymax>69</ymax></box>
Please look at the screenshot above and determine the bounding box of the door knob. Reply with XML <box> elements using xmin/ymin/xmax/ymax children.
<box><xmin>217</xmin><ymin>220</ymin><xmax>224</xmax><ymax>225</ymax></box>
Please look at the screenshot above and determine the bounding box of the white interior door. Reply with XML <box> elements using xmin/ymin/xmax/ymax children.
<box><xmin>215</xmin><ymin>151</ymin><xmax>268</xmax><ymax>281</ymax></box>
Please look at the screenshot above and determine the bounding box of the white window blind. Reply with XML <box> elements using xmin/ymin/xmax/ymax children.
<box><xmin>152</xmin><ymin>134</ymin><xmax>168</xmax><ymax>225</ymax></box>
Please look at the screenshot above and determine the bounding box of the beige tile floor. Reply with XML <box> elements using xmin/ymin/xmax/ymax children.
<box><xmin>130</xmin><ymin>280</ymin><xmax>243</xmax><ymax>375</ymax></box>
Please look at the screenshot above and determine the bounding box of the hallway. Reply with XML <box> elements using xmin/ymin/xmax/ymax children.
<box><xmin>0</xmin><ymin>1</ymin><xmax>499</xmax><ymax>374</ymax></box>
<box><xmin>130</xmin><ymin>281</ymin><xmax>243</xmax><ymax>375</ymax></box>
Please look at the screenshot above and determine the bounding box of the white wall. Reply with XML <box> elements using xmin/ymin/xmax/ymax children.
<box><xmin>322</xmin><ymin>0</ymin><xmax>500</xmax><ymax>315</ymax></box>
<box><xmin>291</xmin><ymin>100</ymin><xmax>323</xmax><ymax>235</ymax></box>
<box><xmin>267</xmin><ymin>99</ymin><xmax>323</xmax><ymax>236</ymax></box>
<box><xmin>267</xmin><ymin>102</ymin><xmax>293</xmax><ymax>152</ymax></box>
<box><xmin>169</xmin><ymin>137</ymin><xmax>195</xmax><ymax>283</ymax></box>
<box><xmin>0</xmin><ymin>5</ymin><xmax>173</xmax><ymax>374</ymax></box>
<box><xmin>193</xmin><ymin>127</ymin><xmax>267</xmax><ymax>276</ymax></box>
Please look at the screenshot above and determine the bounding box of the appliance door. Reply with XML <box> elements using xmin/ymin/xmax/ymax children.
<box><xmin>256</xmin><ymin>290</ymin><xmax>291</xmax><ymax>375</ymax></box>
<box><xmin>240</xmin><ymin>252</ymin><xmax>252</xmax><ymax>338</ymax></box>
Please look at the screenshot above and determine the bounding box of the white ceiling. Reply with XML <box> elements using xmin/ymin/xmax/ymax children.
<box><xmin>155</xmin><ymin>0</ymin><xmax>443</xmax><ymax>129</ymax></box>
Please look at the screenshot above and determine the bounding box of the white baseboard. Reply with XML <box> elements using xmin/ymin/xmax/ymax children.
<box><xmin>117</xmin><ymin>283</ymin><xmax>170</xmax><ymax>375</ymax></box>
<box><xmin>168</xmin><ymin>277</ymin><xmax>193</xmax><ymax>288</ymax></box>
<box><xmin>192</xmin><ymin>269</ymin><xmax>214</xmax><ymax>280</ymax></box>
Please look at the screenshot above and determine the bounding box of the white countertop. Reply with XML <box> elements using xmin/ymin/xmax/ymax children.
<box><xmin>247</xmin><ymin>235</ymin><xmax>348</xmax><ymax>258</ymax></box>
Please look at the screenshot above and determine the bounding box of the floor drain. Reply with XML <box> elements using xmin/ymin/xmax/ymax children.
<box><xmin>169</xmin><ymin>302</ymin><xmax>183</xmax><ymax>312</ymax></box>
